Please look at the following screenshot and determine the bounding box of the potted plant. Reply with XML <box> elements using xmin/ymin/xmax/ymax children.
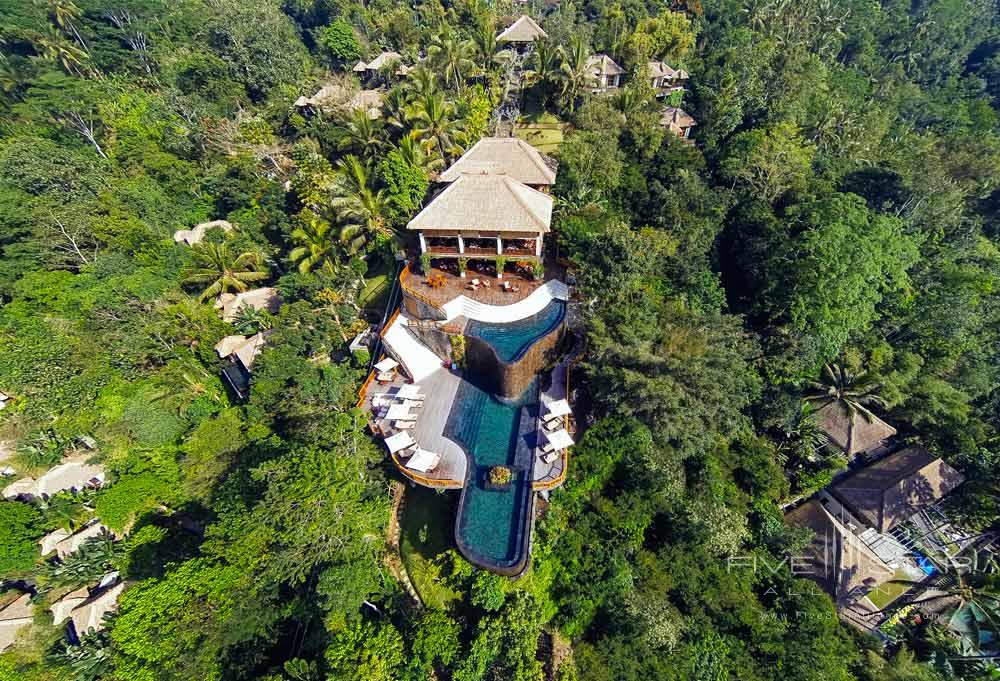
<box><xmin>494</xmin><ymin>255</ymin><xmax>507</xmax><ymax>279</ymax></box>
<box><xmin>531</xmin><ymin>261</ymin><xmax>544</xmax><ymax>280</ymax></box>
<box><xmin>487</xmin><ymin>465</ymin><xmax>513</xmax><ymax>489</ymax></box>
<box><xmin>420</xmin><ymin>252</ymin><xmax>431</xmax><ymax>275</ymax></box>
<box><xmin>458</xmin><ymin>257</ymin><xmax>468</xmax><ymax>278</ymax></box>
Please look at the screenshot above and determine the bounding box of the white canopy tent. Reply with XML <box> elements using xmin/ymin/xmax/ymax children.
<box><xmin>406</xmin><ymin>448</ymin><xmax>441</xmax><ymax>473</ymax></box>
<box><xmin>543</xmin><ymin>399</ymin><xmax>571</xmax><ymax>421</ymax></box>
<box><xmin>384</xmin><ymin>431</ymin><xmax>416</xmax><ymax>455</ymax></box>
<box><xmin>543</xmin><ymin>428</ymin><xmax>574</xmax><ymax>451</ymax></box>
<box><xmin>374</xmin><ymin>357</ymin><xmax>400</xmax><ymax>373</ymax></box>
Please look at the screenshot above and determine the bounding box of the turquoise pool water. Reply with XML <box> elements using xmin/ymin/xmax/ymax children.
<box><xmin>466</xmin><ymin>299</ymin><xmax>566</xmax><ymax>362</ymax></box>
<box><xmin>447</xmin><ymin>379</ymin><xmax>537</xmax><ymax>569</ymax></box>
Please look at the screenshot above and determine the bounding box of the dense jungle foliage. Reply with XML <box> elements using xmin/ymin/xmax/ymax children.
<box><xmin>1</xmin><ymin>0</ymin><xmax>1000</xmax><ymax>679</ymax></box>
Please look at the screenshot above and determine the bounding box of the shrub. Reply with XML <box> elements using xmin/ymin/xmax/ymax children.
<box><xmin>420</xmin><ymin>252</ymin><xmax>431</xmax><ymax>274</ymax></box>
<box><xmin>318</xmin><ymin>20</ymin><xmax>361</xmax><ymax>66</ymax></box>
<box><xmin>488</xmin><ymin>465</ymin><xmax>512</xmax><ymax>486</ymax></box>
<box><xmin>0</xmin><ymin>501</ymin><xmax>43</xmax><ymax>578</ymax></box>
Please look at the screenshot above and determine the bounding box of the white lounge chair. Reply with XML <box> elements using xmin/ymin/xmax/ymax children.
<box><xmin>384</xmin><ymin>431</ymin><xmax>416</xmax><ymax>455</ymax></box>
<box><xmin>394</xmin><ymin>420</ymin><xmax>416</xmax><ymax>430</ymax></box>
<box><xmin>542</xmin><ymin>450</ymin><xmax>560</xmax><ymax>464</ymax></box>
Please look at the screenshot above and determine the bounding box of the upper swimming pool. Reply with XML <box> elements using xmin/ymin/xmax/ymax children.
<box><xmin>465</xmin><ymin>299</ymin><xmax>566</xmax><ymax>363</ymax></box>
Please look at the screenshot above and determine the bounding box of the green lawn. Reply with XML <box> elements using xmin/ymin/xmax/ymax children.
<box><xmin>359</xmin><ymin>259</ymin><xmax>392</xmax><ymax>311</ymax></box>
<box><xmin>867</xmin><ymin>570</ymin><xmax>911</xmax><ymax>610</ymax></box>
<box><xmin>515</xmin><ymin>111</ymin><xmax>567</xmax><ymax>153</ymax></box>
<box><xmin>399</xmin><ymin>485</ymin><xmax>461</xmax><ymax>610</ymax></box>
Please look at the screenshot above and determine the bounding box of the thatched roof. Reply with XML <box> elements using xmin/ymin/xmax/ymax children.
<box><xmin>831</xmin><ymin>447</ymin><xmax>966</xmax><ymax>532</ymax></box>
<box><xmin>173</xmin><ymin>220</ymin><xmax>233</xmax><ymax>246</ymax></box>
<box><xmin>497</xmin><ymin>15</ymin><xmax>547</xmax><ymax>43</ymax></box>
<box><xmin>0</xmin><ymin>594</ymin><xmax>34</xmax><ymax>652</ymax></box>
<box><xmin>648</xmin><ymin>61</ymin><xmax>689</xmax><ymax>81</ymax></box>
<box><xmin>214</xmin><ymin>288</ymin><xmax>281</xmax><ymax>323</ymax></box>
<box><xmin>51</xmin><ymin>580</ymin><xmax>125</xmax><ymax>637</ymax></box>
<box><xmin>296</xmin><ymin>85</ymin><xmax>383</xmax><ymax>118</ymax></box>
<box><xmin>587</xmin><ymin>54</ymin><xmax>624</xmax><ymax>78</ymax></box>
<box><xmin>814</xmin><ymin>400</ymin><xmax>896</xmax><ymax>456</ymax></box>
<box><xmin>439</xmin><ymin>138</ymin><xmax>557</xmax><ymax>186</ymax></box>
<box><xmin>39</xmin><ymin>520</ymin><xmax>108</xmax><ymax>559</ymax></box>
<box><xmin>407</xmin><ymin>172</ymin><xmax>553</xmax><ymax>234</ymax></box>
<box><xmin>785</xmin><ymin>500</ymin><xmax>895</xmax><ymax>602</ymax></box>
<box><xmin>660</xmin><ymin>106</ymin><xmax>697</xmax><ymax>134</ymax></box>
<box><xmin>353</xmin><ymin>51</ymin><xmax>409</xmax><ymax>74</ymax></box>
<box><xmin>4</xmin><ymin>456</ymin><xmax>106</xmax><ymax>500</ymax></box>
<box><xmin>214</xmin><ymin>332</ymin><xmax>270</xmax><ymax>370</ymax></box>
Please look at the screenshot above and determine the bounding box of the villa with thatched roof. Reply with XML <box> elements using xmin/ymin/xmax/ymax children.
<box><xmin>831</xmin><ymin>447</ymin><xmax>966</xmax><ymax>533</ymax></box>
<box><xmin>353</xmin><ymin>51</ymin><xmax>411</xmax><ymax>77</ymax></box>
<box><xmin>295</xmin><ymin>85</ymin><xmax>384</xmax><ymax>119</ymax></box>
<box><xmin>438</xmin><ymin>137</ymin><xmax>557</xmax><ymax>187</ymax></box>
<box><xmin>648</xmin><ymin>61</ymin><xmax>689</xmax><ymax>93</ymax></box>
<box><xmin>215</xmin><ymin>331</ymin><xmax>272</xmax><ymax>401</ymax></box>
<box><xmin>587</xmin><ymin>54</ymin><xmax>624</xmax><ymax>92</ymax></box>
<box><xmin>814</xmin><ymin>399</ymin><xmax>897</xmax><ymax>458</ymax></box>
<box><xmin>408</xmin><ymin>172</ymin><xmax>552</xmax><ymax>260</ymax></box>
<box><xmin>39</xmin><ymin>519</ymin><xmax>109</xmax><ymax>559</ymax></box>
<box><xmin>2</xmin><ymin>455</ymin><xmax>106</xmax><ymax>501</ymax></box>
<box><xmin>214</xmin><ymin>287</ymin><xmax>281</xmax><ymax>323</ymax></box>
<box><xmin>51</xmin><ymin>578</ymin><xmax>125</xmax><ymax>640</ymax></box>
<box><xmin>785</xmin><ymin>500</ymin><xmax>896</xmax><ymax>605</ymax></box>
<box><xmin>660</xmin><ymin>106</ymin><xmax>697</xmax><ymax>139</ymax></box>
<box><xmin>0</xmin><ymin>593</ymin><xmax>34</xmax><ymax>652</ymax></box>
<box><xmin>497</xmin><ymin>15</ymin><xmax>547</xmax><ymax>45</ymax></box>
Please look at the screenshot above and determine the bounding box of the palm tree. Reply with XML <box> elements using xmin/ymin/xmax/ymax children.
<box><xmin>397</xmin><ymin>133</ymin><xmax>431</xmax><ymax>172</ymax></box>
<box><xmin>401</xmin><ymin>64</ymin><xmax>440</xmax><ymax>103</ymax></box>
<box><xmin>472</xmin><ymin>20</ymin><xmax>498</xmax><ymax>69</ymax></box>
<box><xmin>36</xmin><ymin>29</ymin><xmax>91</xmax><ymax>77</ymax></box>
<box><xmin>803</xmin><ymin>363</ymin><xmax>888</xmax><ymax>456</ymax></box>
<box><xmin>406</xmin><ymin>92</ymin><xmax>466</xmax><ymax>166</ymax></box>
<box><xmin>427</xmin><ymin>32</ymin><xmax>476</xmax><ymax>92</ymax></box>
<box><xmin>557</xmin><ymin>39</ymin><xmax>593</xmax><ymax>114</ymax></box>
<box><xmin>333</xmin><ymin>155</ymin><xmax>394</xmax><ymax>255</ymax></box>
<box><xmin>48</xmin><ymin>0</ymin><xmax>88</xmax><ymax>51</ymax></box>
<box><xmin>381</xmin><ymin>88</ymin><xmax>409</xmax><ymax>132</ymax></box>
<box><xmin>877</xmin><ymin>552</ymin><xmax>1000</xmax><ymax>658</ymax></box>
<box><xmin>289</xmin><ymin>212</ymin><xmax>340</xmax><ymax>274</ymax></box>
<box><xmin>334</xmin><ymin>108</ymin><xmax>385</xmax><ymax>161</ymax></box>
<box><xmin>183</xmin><ymin>243</ymin><xmax>268</xmax><ymax>300</ymax></box>
<box><xmin>523</xmin><ymin>40</ymin><xmax>562</xmax><ymax>98</ymax></box>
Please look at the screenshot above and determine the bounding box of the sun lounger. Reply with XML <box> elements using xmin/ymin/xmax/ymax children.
<box><xmin>376</xmin><ymin>371</ymin><xmax>396</xmax><ymax>383</ymax></box>
<box><xmin>542</xmin><ymin>450</ymin><xmax>560</xmax><ymax>464</ymax></box>
<box><xmin>395</xmin><ymin>385</ymin><xmax>423</xmax><ymax>400</ymax></box>
<box><xmin>543</xmin><ymin>418</ymin><xmax>563</xmax><ymax>431</ymax></box>
<box><xmin>470</xmin><ymin>278</ymin><xmax>480</xmax><ymax>286</ymax></box>
<box><xmin>401</xmin><ymin>399</ymin><xmax>423</xmax><ymax>409</ymax></box>
<box><xmin>384</xmin><ymin>431</ymin><xmax>416</xmax><ymax>455</ymax></box>
<box><xmin>394</xmin><ymin>420</ymin><xmax>416</xmax><ymax>430</ymax></box>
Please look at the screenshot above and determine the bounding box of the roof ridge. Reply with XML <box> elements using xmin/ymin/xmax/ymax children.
<box><xmin>514</xmin><ymin>138</ymin><xmax>557</xmax><ymax>182</ymax></box>
<box><xmin>503</xmin><ymin>176</ymin><xmax>548</xmax><ymax>232</ymax></box>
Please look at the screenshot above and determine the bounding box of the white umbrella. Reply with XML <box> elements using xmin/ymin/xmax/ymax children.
<box><xmin>544</xmin><ymin>429</ymin><xmax>574</xmax><ymax>450</ymax></box>
<box><xmin>406</xmin><ymin>448</ymin><xmax>441</xmax><ymax>473</ymax></box>
<box><xmin>385</xmin><ymin>404</ymin><xmax>413</xmax><ymax>421</ymax></box>
<box><xmin>384</xmin><ymin>431</ymin><xmax>415</xmax><ymax>454</ymax></box>
<box><xmin>544</xmin><ymin>399</ymin><xmax>571</xmax><ymax>420</ymax></box>
<box><xmin>395</xmin><ymin>384</ymin><xmax>422</xmax><ymax>399</ymax></box>
<box><xmin>374</xmin><ymin>357</ymin><xmax>400</xmax><ymax>373</ymax></box>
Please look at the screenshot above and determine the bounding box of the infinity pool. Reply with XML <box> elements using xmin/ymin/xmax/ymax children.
<box><xmin>446</xmin><ymin>379</ymin><xmax>537</xmax><ymax>571</ymax></box>
<box><xmin>466</xmin><ymin>299</ymin><xmax>566</xmax><ymax>362</ymax></box>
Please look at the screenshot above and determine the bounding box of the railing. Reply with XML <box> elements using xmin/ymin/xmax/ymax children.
<box><xmin>426</xmin><ymin>245</ymin><xmax>460</xmax><ymax>255</ymax></box>
<box><xmin>391</xmin><ymin>451</ymin><xmax>463</xmax><ymax>488</ymax></box>
<box><xmin>355</xmin><ymin>369</ymin><xmax>377</xmax><ymax>409</ymax></box>
<box><xmin>503</xmin><ymin>247</ymin><xmax>536</xmax><ymax>257</ymax></box>
<box><xmin>399</xmin><ymin>264</ymin><xmax>440</xmax><ymax>308</ymax></box>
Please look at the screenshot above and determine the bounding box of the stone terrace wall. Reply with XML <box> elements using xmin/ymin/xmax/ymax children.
<box><xmin>464</xmin><ymin>320</ymin><xmax>566</xmax><ymax>398</ymax></box>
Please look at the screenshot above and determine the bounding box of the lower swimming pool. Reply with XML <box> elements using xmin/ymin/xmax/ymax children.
<box><xmin>446</xmin><ymin>378</ymin><xmax>537</xmax><ymax>572</ymax></box>
<box><xmin>465</xmin><ymin>299</ymin><xmax>566</xmax><ymax>363</ymax></box>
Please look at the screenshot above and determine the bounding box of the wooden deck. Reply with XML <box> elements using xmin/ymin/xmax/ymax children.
<box><xmin>402</xmin><ymin>260</ymin><xmax>562</xmax><ymax>309</ymax></box>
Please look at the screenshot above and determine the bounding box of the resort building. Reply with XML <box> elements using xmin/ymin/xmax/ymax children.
<box><xmin>438</xmin><ymin>137</ymin><xmax>557</xmax><ymax>188</ymax></box>
<box><xmin>2</xmin><ymin>455</ymin><xmax>106</xmax><ymax>501</ymax></box>
<box><xmin>814</xmin><ymin>400</ymin><xmax>897</xmax><ymax>460</ymax></box>
<box><xmin>173</xmin><ymin>219</ymin><xmax>233</xmax><ymax>246</ymax></box>
<box><xmin>587</xmin><ymin>54</ymin><xmax>624</xmax><ymax>92</ymax></box>
<box><xmin>295</xmin><ymin>84</ymin><xmax>384</xmax><ymax>119</ymax></box>
<box><xmin>408</xmin><ymin>172</ymin><xmax>552</xmax><ymax>262</ymax></box>
<box><xmin>648</xmin><ymin>60</ymin><xmax>689</xmax><ymax>94</ymax></box>
<box><xmin>660</xmin><ymin>106</ymin><xmax>697</xmax><ymax>139</ymax></box>
<box><xmin>215</xmin><ymin>331</ymin><xmax>271</xmax><ymax>401</ymax></box>
<box><xmin>353</xmin><ymin>51</ymin><xmax>411</xmax><ymax>78</ymax></box>
<box><xmin>39</xmin><ymin>519</ymin><xmax>109</xmax><ymax>559</ymax></box>
<box><xmin>214</xmin><ymin>287</ymin><xmax>281</xmax><ymax>323</ymax></box>
<box><xmin>50</xmin><ymin>576</ymin><xmax>124</xmax><ymax>641</ymax></box>
<box><xmin>362</xmin><ymin>136</ymin><xmax>574</xmax><ymax>576</ymax></box>
<box><xmin>0</xmin><ymin>593</ymin><xmax>33</xmax><ymax>652</ymax></box>
<box><xmin>497</xmin><ymin>15</ymin><xmax>547</xmax><ymax>48</ymax></box>
<box><xmin>831</xmin><ymin>447</ymin><xmax>965</xmax><ymax>533</ymax></box>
